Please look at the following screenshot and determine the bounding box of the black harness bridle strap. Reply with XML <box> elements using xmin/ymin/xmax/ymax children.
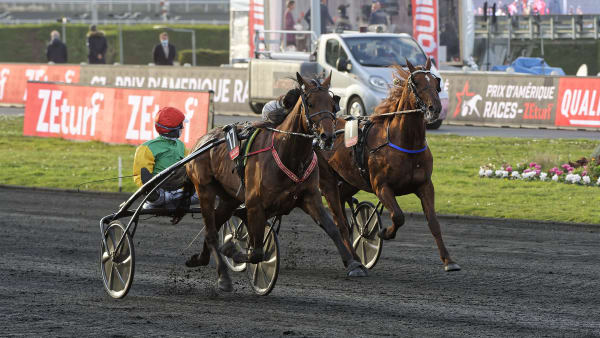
<box><xmin>299</xmin><ymin>79</ymin><xmax>337</xmax><ymax>137</ymax></box>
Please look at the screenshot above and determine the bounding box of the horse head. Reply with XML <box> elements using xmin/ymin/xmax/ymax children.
<box><xmin>404</xmin><ymin>58</ymin><xmax>442</xmax><ymax>124</ymax></box>
<box><xmin>295</xmin><ymin>71</ymin><xmax>338</xmax><ymax>150</ymax></box>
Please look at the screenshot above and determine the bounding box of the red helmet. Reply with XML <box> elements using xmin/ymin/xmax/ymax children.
<box><xmin>155</xmin><ymin>107</ymin><xmax>186</xmax><ymax>134</ymax></box>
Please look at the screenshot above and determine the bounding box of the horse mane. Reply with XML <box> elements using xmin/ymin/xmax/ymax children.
<box><xmin>370</xmin><ymin>65</ymin><xmax>420</xmax><ymax>120</ymax></box>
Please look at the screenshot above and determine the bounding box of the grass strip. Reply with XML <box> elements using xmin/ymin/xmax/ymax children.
<box><xmin>1</xmin><ymin>115</ymin><xmax>599</xmax><ymax>224</ymax></box>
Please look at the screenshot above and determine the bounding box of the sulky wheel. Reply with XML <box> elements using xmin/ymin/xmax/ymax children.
<box><xmin>100</xmin><ymin>220</ymin><xmax>135</xmax><ymax>299</ymax></box>
<box><xmin>352</xmin><ymin>201</ymin><xmax>383</xmax><ymax>269</ymax></box>
<box><xmin>247</xmin><ymin>223</ymin><xmax>280</xmax><ymax>296</ymax></box>
<box><xmin>219</xmin><ymin>215</ymin><xmax>248</xmax><ymax>272</ymax></box>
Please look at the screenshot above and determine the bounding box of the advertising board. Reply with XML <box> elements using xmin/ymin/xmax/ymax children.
<box><xmin>23</xmin><ymin>82</ymin><xmax>212</xmax><ymax>149</ymax></box>
<box><xmin>443</xmin><ymin>72</ymin><xmax>558</xmax><ymax>127</ymax></box>
<box><xmin>78</xmin><ymin>65</ymin><xmax>248</xmax><ymax>114</ymax></box>
<box><xmin>0</xmin><ymin>64</ymin><xmax>80</xmax><ymax>104</ymax></box>
<box><xmin>555</xmin><ymin>77</ymin><xmax>600</xmax><ymax>128</ymax></box>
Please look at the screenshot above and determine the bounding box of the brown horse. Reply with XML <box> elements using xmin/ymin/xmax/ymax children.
<box><xmin>318</xmin><ymin>59</ymin><xmax>461</xmax><ymax>272</ymax></box>
<box><xmin>185</xmin><ymin>72</ymin><xmax>367</xmax><ymax>292</ymax></box>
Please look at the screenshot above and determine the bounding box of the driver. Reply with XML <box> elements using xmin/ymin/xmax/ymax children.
<box><xmin>132</xmin><ymin>106</ymin><xmax>195</xmax><ymax>208</ymax></box>
<box><xmin>260</xmin><ymin>88</ymin><xmax>302</xmax><ymax>125</ymax></box>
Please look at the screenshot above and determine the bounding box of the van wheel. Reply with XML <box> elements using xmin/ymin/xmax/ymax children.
<box><xmin>348</xmin><ymin>97</ymin><xmax>366</xmax><ymax>117</ymax></box>
<box><xmin>426</xmin><ymin>119</ymin><xmax>443</xmax><ymax>130</ymax></box>
<box><xmin>250</xmin><ymin>102</ymin><xmax>264</xmax><ymax>115</ymax></box>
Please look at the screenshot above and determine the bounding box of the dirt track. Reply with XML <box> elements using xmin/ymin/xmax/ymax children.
<box><xmin>1</xmin><ymin>185</ymin><xmax>599</xmax><ymax>337</ymax></box>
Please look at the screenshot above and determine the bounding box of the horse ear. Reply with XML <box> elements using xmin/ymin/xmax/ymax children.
<box><xmin>425</xmin><ymin>57</ymin><xmax>432</xmax><ymax>70</ymax></box>
<box><xmin>405</xmin><ymin>58</ymin><xmax>416</xmax><ymax>73</ymax></box>
<box><xmin>296</xmin><ymin>72</ymin><xmax>310</xmax><ymax>89</ymax></box>
<box><xmin>321</xmin><ymin>70</ymin><xmax>332</xmax><ymax>87</ymax></box>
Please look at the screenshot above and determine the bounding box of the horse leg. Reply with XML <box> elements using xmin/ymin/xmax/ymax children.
<box><xmin>416</xmin><ymin>181</ymin><xmax>461</xmax><ymax>272</ymax></box>
<box><xmin>320</xmin><ymin>180</ymin><xmax>359</xmax><ymax>261</ymax></box>
<box><xmin>186</xmin><ymin>184</ymin><xmax>233</xmax><ymax>292</ymax></box>
<box><xmin>220</xmin><ymin>200</ymin><xmax>266</xmax><ymax>264</ymax></box>
<box><xmin>186</xmin><ymin>194</ymin><xmax>240</xmax><ymax>267</ymax></box>
<box><xmin>374</xmin><ymin>183</ymin><xmax>405</xmax><ymax>240</ymax></box>
<box><xmin>300</xmin><ymin>190</ymin><xmax>367</xmax><ymax>277</ymax></box>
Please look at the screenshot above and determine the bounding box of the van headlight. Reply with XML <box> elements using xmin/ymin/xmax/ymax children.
<box><xmin>369</xmin><ymin>76</ymin><xmax>388</xmax><ymax>90</ymax></box>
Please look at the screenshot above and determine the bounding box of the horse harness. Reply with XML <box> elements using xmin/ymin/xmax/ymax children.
<box><xmin>348</xmin><ymin>69</ymin><xmax>434</xmax><ymax>184</ymax></box>
<box><xmin>225</xmin><ymin>79</ymin><xmax>338</xmax><ymax>195</ymax></box>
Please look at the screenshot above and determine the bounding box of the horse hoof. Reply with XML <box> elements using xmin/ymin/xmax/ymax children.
<box><xmin>377</xmin><ymin>227</ymin><xmax>394</xmax><ymax>241</ymax></box>
<box><xmin>217</xmin><ymin>277</ymin><xmax>233</xmax><ymax>292</ymax></box>
<box><xmin>219</xmin><ymin>241</ymin><xmax>237</xmax><ymax>258</ymax></box>
<box><xmin>247</xmin><ymin>249</ymin><xmax>264</xmax><ymax>264</ymax></box>
<box><xmin>185</xmin><ymin>253</ymin><xmax>209</xmax><ymax>268</ymax></box>
<box><xmin>445</xmin><ymin>263</ymin><xmax>461</xmax><ymax>272</ymax></box>
<box><xmin>347</xmin><ymin>261</ymin><xmax>368</xmax><ymax>277</ymax></box>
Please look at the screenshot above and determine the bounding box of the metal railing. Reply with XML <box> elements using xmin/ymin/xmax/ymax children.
<box><xmin>475</xmin><ymin>15</ymin><xmax>600</xmax><ymax>40</ymax></box>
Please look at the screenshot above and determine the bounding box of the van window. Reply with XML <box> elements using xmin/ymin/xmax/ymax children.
<box><xmin>325</xmin><ymin>39</ymin><xmax>349</xmax><ymax>67</ymax></box>
<box><xmin>342</xmin><ymin>36</ymin><xmax>427</xmax><ymax>67</ymax></box>
<box><xmin>325</xmin><ymin>39</ymin><xmax>339</xmax><ymax>67</ymax></box>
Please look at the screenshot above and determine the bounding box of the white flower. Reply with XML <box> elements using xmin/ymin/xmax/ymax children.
<box><xmin>597</xmin><ymin>177</ymin><xmax>600</xmax><ymax>185</ymax></box>
<box><xmin>522</xmin><ymin>171</ymin><xmax>536</xmax><ymax>179</ymax></box>
<box><xmin>495</xmin><ymin>170</ymin><xmax>504</xmax><ymax>177</ymax></box>
<box><xmin>572</xmin><ymin>174</ymin><xmax>582</xmax><ymax>184</ymax></box>
<box><xmin>502</xmin><ymin>170</ymin><xmax>509</xmax><ymax>178</ymax></box>
<box><xmin>565</xmin><ymin>173</ymin><xmax>574</xmax><ymax>183</ymax></box>
<box><xmin>485</xmin><ymin>169</ymin><xmax>493</xmax><ymax>177</ymax></box>
<box><xmin>540</xmin><ymin>172</ymin><xmax>548</xmax><ymax>181</ymax></box>
<box><xmin>583</xmin><ymin>176</ymin><xmax>591</xmax><ymax>184</ymax></box>
<box><xmin>479</xmin><ymin>168</ymin><xmax>485</xmax><ymax>177</ymax></box>
<box><xmin>511</xmin><ymin>171</ymin><xmax>521</xmax><ymax>179</ymax></box>
<box><xmin>552</xmin><ymin>174</ymin><xmax>559</xmax><ymax>182</ymax></box>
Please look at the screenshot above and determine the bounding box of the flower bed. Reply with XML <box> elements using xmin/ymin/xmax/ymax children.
<box><xmin>479</xmin><ymin>157</ymin><xmax>600</xmax><ymax>186</ymax></box>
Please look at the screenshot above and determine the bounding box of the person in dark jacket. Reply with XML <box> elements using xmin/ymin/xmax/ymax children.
<box><xmin>152</xmin><ymin>32</ymin><xmax>177</xmax><ymax>65</ymax></box>
<box><xmin>46</xmin><ymin>31</ymin><xmax>67</xmax><ymax>63</ymax></box>
<box><xmin>304</xmin><ymin>0</ymin><xmax>334</xmax><ymax>34</ymax></box>
<box><xmin>86</xmin><ymin>25</ymin><xmax>107</xmax><ymax>64</ymax></box>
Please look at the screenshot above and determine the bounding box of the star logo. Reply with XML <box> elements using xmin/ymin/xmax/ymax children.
<box><xmin>453</xmin><ymin>81</ymin><xmax>475</xmax><ymax>118</ymax></box>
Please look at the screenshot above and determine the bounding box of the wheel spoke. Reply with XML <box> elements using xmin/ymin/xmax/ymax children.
<box><xmin>108</xmin><ymin>262</ymin><xmax>114</xmax><ymax>289</ymax></box>
<box><xmin>120</xmin><ymin>255</ymin><xmax>132</xmax><ymax>265</ymax></box>
<box><xmin>359</xmin><ymin>240</ymin><xmax>367</xmax><ymax>263</ymax></box>
<box><xmin>260</xmin><ymin>265</ymin><xmax>269</xmax><ymax>287</ymax></box>
<box><xmin>263</xmin><ymin>255</ymin><xmax>277</xmax><ymax>265</ymax></box>
<box><xmin>114</xmin><ymin>265</ymin><xmax>126</xmax><ymax>287</ymax></box>
<box><xmin>107</xmin><ymin>230</ymin><xmax>117</xmax><ymax>251</ymax></box>
<box><xmin>252</xmin><ymin>263</ymin><xmax>258</xmax><ymax>284</ymax></box>
<box><xmin>364</xmin><ymin>240</ymin><xmax>380</xmax><ymax>251</ymax></box>
<box><xmin>352</xmin><ymin>235</ymin><xmax>361</xmax><ymax>249</ymax></box>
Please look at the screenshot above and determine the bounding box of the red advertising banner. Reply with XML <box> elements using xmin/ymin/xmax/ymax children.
<box><xmin>0</xmin><ymin>64</ymin><xmax>80</xmax><ymax>104</ymax></box>
<box><xmin>412</xmin><ymin>0</ymin><xmax>439</xmax><ymax>62</ymax></box>
<box><xmin>555</xmin><ymin>77</ymin><xmax>600</xmax><ymax>128</ymax></box>
<box><xmin>23</xmin><ymin>82</ymin><xmax>212</xmax><ymax>148</ymax></box>
<box><xmin>248</xmin><ymin>0</ymin><xmax>265</xmax><ymax>58</ymax></box>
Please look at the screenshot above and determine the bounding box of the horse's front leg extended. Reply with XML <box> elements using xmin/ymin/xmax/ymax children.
<box><xmin>374</xmin><ymin>183</ymin><xmax>405</xmax><ymax>240</ymax></box>
<box><xmin>320</xmin><ymin>178</ymin><xmax>359</xmax><ymax>261</ymax></box>
<box><xmin>300</xmin><ymin>190</ymin><xmax>367</xmax><ymax>277</ymax></box>
<box><xmin>416</xmin><ymin>181</ymin><xmax>461</xmax><ymax>272</ymax></box>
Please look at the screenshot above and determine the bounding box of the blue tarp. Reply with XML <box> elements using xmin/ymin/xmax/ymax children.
<box><xmin>491</xmin><ymin>57</ymin><xmax>565</xmax><ymax>75</ymax></box>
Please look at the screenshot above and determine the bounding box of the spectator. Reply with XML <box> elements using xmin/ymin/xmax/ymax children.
<box><xmin>153</xmin><ymin>32</ymin><xmax>177</xmax><ymax>65</ymax></box>
<box><xmin>86</xmin><ymin>25</ymin><xmax>107</xmax><ymax>64</ymax></box>
<box><xmin>283</xmin><ymin>1</ymin><xmax>301</xmax><ymax>50</ymax></box>
<box><xmin>508</xmin><ymin>0</ymin><xmax>519</xmax><ymax>15</ymax></box>
<box><xmin>334</xmin><ymin>4</ymin><xmax>352</xmax><ymax>32</ymax></box>
<box><xmin>575</xmin><ymin>5</ymin><xmax>583</xmax><ymax>15</ymax></box>
<box><xmin>368</xmin><ymin>1</ymin><xmax>388</xmax><ymax>26</ymax></box>
<box><xmin>304</xmin><ymin>0</ymin><xmax>334</xmax><ymax>34</ymax></box>
<box><xmin>46</xmin><ymin>30</ymin><xmax>67</xmax><ymax>64</ymax></box>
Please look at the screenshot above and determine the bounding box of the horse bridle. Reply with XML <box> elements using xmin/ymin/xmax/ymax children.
<box><xmin>396</xmin><ymin>69</ymin><xmax>440</xmax><ymax>122</ymax></box>
<box><xmin>300</xmin><ymin>79</ymin><xmax>338</xmax><ymax>138</ymax></box>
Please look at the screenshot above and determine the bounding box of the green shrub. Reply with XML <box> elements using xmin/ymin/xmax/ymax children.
<box><xmin>178</xmin><ymin>48</ymin><xmax>228</xmax><ymax>66</ymax></box>
<box><xmin>0</xmin><ymin>23</ymin><xmax>228</xmax><ymax>65</ymax></box>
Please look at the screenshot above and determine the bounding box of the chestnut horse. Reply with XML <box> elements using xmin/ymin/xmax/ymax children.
<box><xmin>185</xmin><ymin>72</ymin><xmax>367</xmax><ymax>292</ymax></box>
<box><xmin>318</xmin><ymin>59</ymin><xmax>461</xmax><ymax>272</ymax></box>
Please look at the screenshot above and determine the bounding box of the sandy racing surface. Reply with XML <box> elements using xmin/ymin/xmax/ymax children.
<box><xmin>1</xmin><ymin>185</ymin><xmax>599</xmax><ymax>336</ymax></box>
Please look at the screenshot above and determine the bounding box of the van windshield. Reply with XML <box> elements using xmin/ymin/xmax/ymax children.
<box><xmin>342</xmin><ymin>36</ymin><xmax>427</xmax><ymax>67</ymax></box>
